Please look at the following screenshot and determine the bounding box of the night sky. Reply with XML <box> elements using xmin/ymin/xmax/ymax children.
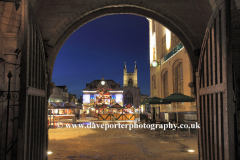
<box><xmin>52</xmin><ymin>14</ymin><xmax>150</xmax><ymax>98</ymax></box>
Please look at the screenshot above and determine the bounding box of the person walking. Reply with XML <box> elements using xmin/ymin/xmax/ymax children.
<box><xmin>83</xmin><ymin>111</ymin><xmax>86</xmax><ymax>120</ymax></box>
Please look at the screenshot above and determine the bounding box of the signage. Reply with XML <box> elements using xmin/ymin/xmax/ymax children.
<box><xmin>126</xmin><ymin>104</ymin><xmax>132</xmax><ymax>108</ymax></box>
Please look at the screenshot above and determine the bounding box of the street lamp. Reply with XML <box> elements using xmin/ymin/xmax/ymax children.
<box><xmin>151</xmin><ymin>60</ymin><xmax>160</xmax><ymax>67</ymax></box>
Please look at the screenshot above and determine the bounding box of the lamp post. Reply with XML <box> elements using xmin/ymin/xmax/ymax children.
<box><xmin>151</xmin><ymin>60</ymin><xmax>160</xmax><ymax>68</ymax></box>
<box><xmin>151</xmin><ymin>60</ymin><xmax>161</xmax><ymax>116</ymax></box>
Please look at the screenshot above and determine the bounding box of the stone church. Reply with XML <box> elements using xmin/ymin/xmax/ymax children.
<box><xmin>121</xmin><ymin>62</ymin><xmax>141</xmax><ymax>108</ymax></box>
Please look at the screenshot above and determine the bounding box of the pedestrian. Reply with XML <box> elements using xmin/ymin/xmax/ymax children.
<box><xmin>83</xmin><ymin>111</ymin><xmax>86</xmax><ymax>120</ymax></box>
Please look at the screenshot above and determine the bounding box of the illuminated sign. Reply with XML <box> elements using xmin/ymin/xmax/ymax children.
<box><xmin>164</xmin><ymin>42</ymin><xmax>184</xmax><ymax>61</ymax></box>
<box><xmin>115</xmin><ymin>94</ymin><xmax>123</xmax><ymax>103</ymax></box>
<box><xmin>126</xmin><ymin>104</ymin><xmax>133</xmax><ymax>108</ymax></box>
<box><xmin>83</xmin><ymin>94</ymin><xmax>90</xmax><ymax>103</ymax></box>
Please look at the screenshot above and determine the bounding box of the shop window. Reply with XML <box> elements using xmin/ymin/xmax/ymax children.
<box><xmin>124</xmin><ymin>91</ymin><xmax>133</xmax><ymax>105</ymax></box>
<box><xmin>90</xmin><ymin>94</ymin><xmax>94</xmax><ymax>99</ymax></box>
<box><xmin>111</xmin><ymin>94</ymin><xmax>115</xmax><ymax>99</ymax></box>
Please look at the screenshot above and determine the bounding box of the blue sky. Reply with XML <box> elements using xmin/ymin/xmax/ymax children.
<box><xmin>52</xmin><ymin>14</ymin><xmax>150</xmax><ymax>98</ymax></box>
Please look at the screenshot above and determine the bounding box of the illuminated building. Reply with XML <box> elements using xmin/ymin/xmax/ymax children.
<box><xmin>48</xmin><ymin>85</ymin><xmax>70</xmax><ymax>103</ymax></box>
<box><xmin>148</xmin><ymin>19</ymin><xmax>196</xmax><ymax>122</ymax></box>
<box><xmin>82</xmin><ymin>77</ymin><xmax>123</xmax><ymax>111</ymax></box>
<box><xmin>122</xmin><ymin>62</ymin><xmax>141</xmax><ymax>108</ymax></box>
<box><xmin>82</xmin><ymin>64</ymin><xmax>146</xmax><ymax>117</ymax></box>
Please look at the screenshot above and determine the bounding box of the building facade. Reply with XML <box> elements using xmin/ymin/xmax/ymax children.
<box><xmin>69</xmin><ymin>93</ymin><xmax>76</xmax><ymax>103</ymax></box>
<box><xmin>122</xmin><ymin>62</ymin><xmax>141</xmax><ymax>108</ymax></box>
<box><xmin>48</xmin><ymin>85</ymin><xmax>70</xmax><ymax>103</ymax></box>
<box><xmin>82</xmin><ymin>77</ymin><xmax>124</xmax><ymax>108</ymax></box>
<box><xmin>140</xmin><ymin>94</ymin><xmax>149</xmax><ymax>113</ymax></box>
<box><xmin>48</xmin><ymin>86</ymin><xmax>63</xmax><ymax>102</ymax></box>
<box><xmin>56</xmin><ymin>85</ymin><xmax>69</xmax><ymax>102</ymax></box>
<box><xmin>148</xmin><ymin>19</ymin><xmax>196</xmax><ymax>122</ymax></box>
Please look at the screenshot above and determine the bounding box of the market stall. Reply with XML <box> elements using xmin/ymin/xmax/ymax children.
<box><xmin>98</xmin><ymin>103</ymin><xmax>138</xmax><ymax>121</ymax></box>
<box><xmin>48</xmin><ymin>102</ymin><xmax>77</xmax><ymax>126</ymax></box>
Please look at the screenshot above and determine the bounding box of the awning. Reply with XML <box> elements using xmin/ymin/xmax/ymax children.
<box><xmin>48</xmin><ymin>102</ymin><xmax>77</xmax><ymax>109</ymax></box>
<box><xmin>111</xmin><ymin>103</ymin><xmax>124</xmax><ymax>108</ymax></box>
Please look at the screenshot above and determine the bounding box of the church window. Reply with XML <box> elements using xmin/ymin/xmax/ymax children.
<box><xmin>128</xmin><ymin>79</ymin><xmax>133</xmax><ymax>86</ymax></box>
<box><xmin>124</xmin><ymin>91</ymin><xmax>133</xmax><ymax>105</ymax></box>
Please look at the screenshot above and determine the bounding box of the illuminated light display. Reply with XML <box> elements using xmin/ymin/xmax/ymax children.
<box><xmin>115</xmin><ymin>94</ymin><xmax>123</xmax><ymax>103</ymax></box>
<box><xmin>109</xmin><ymin>91</ymin><xmax>123</xmax><ymax>93</ymax></box>
<box><xmin>82</xmin><ymin>91</ymin><xmax>97</xmax><ymax>93</ymax></box>
<box><xmin>101</xmin><ymin>81</ymin><xmax>105</xmax><ymax>85</ymax></box>
<box><xmin>90</xmin><ymin>94</ymin><xmax>94</xmax><ymax>99</ymax></box>
<box><xmin>125</xmin><ymin>104</ymin><xmax>133</xmax><ymax>108</ymax></box>
<box><xmin>82</xmin><ymin>78</ymin><xmax>124</xmax><ymax>118</ymax></box>
<box><xmin>83</xmin><ymin>94</ymin><xmax>90</xmax><ymax>103</ymax></box>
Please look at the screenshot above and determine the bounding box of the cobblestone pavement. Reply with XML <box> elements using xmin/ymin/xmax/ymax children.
<box><xmin>48</xmin><ymin>127</ymin><xmax>198</xmax><ymax>160</ymax></box>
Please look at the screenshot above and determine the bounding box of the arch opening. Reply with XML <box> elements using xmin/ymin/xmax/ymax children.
<box><xmin>48</xmin><ymin>13</ymin><xmax>198</xmax><ymax>159</ymax></box>
<box><xmin>45</xmin><ymin>6</ymin><xmax>200</xmax><ymax>79</ymax></box>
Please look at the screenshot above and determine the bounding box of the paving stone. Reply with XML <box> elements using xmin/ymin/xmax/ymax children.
<box><xmin>48</xmin><ymin>127</ymin><xmax>198</xmax><ymax>160</ymax></box>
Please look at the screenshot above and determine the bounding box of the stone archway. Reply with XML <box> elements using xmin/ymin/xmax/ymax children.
<box><xmin>35</xmin><ymin>1</ymin><xmax>212</xmax><ymax>77</ymax></box>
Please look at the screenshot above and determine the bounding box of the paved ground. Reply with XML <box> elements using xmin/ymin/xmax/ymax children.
<box><xmin>48</xmin><ymin>123</ymin><xmax>198</xmax><ymax>160</ymax></box>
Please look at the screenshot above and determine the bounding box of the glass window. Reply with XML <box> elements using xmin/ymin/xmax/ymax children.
<box><xmin>124</xmin><ymin>91</ymin><xmax>133</xmax><ymax>105</ymax></box>
<box><xmin>163</xmin><ymin>72</ymin><xmax>169</xmax><ymax>97</ymax></box>
<box><xmin>111</xmin><ymin>94</ymin><xmax>115</xmax><ymax>99</ymax></box>
<box><xmin>175</xmin><ymin>63</ymin><xmax>183</xmax><ymax>93</ymax></box>
<box><xmin>128</xmin><ymin>79</ymin><xmax>133</xmax><ymax>86</ymax></box>
<box><xmin>152</xmin><ymin>75</ymin><xmax>156</xmax><ymax>89</ymax></box>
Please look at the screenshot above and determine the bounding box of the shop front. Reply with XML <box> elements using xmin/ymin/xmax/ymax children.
<box><xmin>48</xmin><ymin>102</ymin><xmax>77</xmax><ymax>127</ymax></box>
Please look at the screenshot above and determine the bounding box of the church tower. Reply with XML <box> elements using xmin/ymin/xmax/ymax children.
<box><xmin>123</xmin><ymin>62</ymin><xmax>138</xmax><ymax>87</ymax></box>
